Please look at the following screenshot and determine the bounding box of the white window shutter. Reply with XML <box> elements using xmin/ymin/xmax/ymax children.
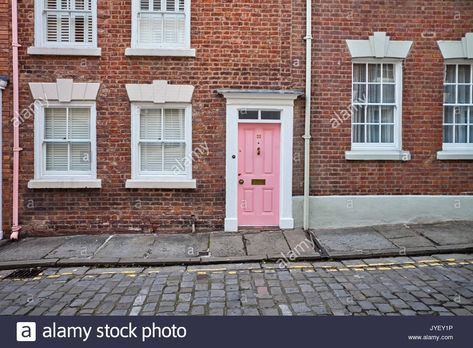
<box><xmin>163</xmin><ymin>15</ymin><xmax>178</xmax><ymax>44</ymax></box>
<box><xmin>46</xmin><ymin>15</ymin><xmax>58</xmax><ymax>42</ymax></box>
<box><xmin>46</xmin><ymin>143</ymin><xmax>69</xmax><ymax>171</ymax></box>
<box><xmin>163</xmin><ymin>109</ymin><xmax>185</xmax><ymax>140</ymax></box>
<box><xmin>70</xmin><ymin>143</ymin><xmax>91</xmax><ymax>171</ymax></box>
<box><xmin>163</xmin><ymin>143</ymin><xmax>185</xmax><ymax>172</ymax></box>
<box><xmin>69</xmin><ymin>108</ymin><xmax>90</xmax><ymax>139</ymax></box>
<box><xmin>45</xmin><ymin>108</ymin><xmax>67</xmax><ymax>139</ymax></box>
<box><xmin>140</xmin><ymin>109</ymin><xmax>162</xmax><ymax>140</ymax></box>
<box><xmin>140</xmin><ymin>143</ymin><xmax>163</xmax><ymax>171</ymax></box>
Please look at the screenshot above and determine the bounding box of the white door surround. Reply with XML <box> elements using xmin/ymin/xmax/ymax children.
<box><xmin>217</xmin><ymin>90</ymin><xmax>302</xmax><ymax>232</ymax></box>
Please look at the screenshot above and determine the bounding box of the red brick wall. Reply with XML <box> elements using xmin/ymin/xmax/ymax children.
<box><xmin>11</xmin><ymin>0</ymin><xmax>473</xmax><ymax>236</ymax></box>
<box><xmin>16</xmin><ymin>0</ymin><xmax>306</xmax><ymax>236</ymax></box>
<box><xmin>0</xmin><ymin>0</ymin><xmax>11</xmax><ymax>234</ymax></box>
<box><xmin>311</xmin><ymin>0</ymin><xmax>473</xmax><ymax>195</ymax></box>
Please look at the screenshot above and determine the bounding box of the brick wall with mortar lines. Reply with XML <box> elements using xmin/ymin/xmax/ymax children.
<box><xmin>0</xmin><ymin>0</ymin><xmax>11</xmax><ymax>234</ymax></box>
<box><xmin>15</xmin><ymin>0</ymin><xmax>307</xmax><ymax>235</ymax></box>
<box><xmin>311</xmin><ymin>0</ymin><xmax>473</xmax><ymax>196</ymax></box>
<box><xmin>9</xmin><ymin>0</ymin><xmax>473</xmax><ymax>236</ymax></box>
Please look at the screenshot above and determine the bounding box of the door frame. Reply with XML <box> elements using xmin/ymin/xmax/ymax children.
<box><xmin>218</xmin><ymin>90</ymin><xmax>301</xmax><ymax>232</ymax></box>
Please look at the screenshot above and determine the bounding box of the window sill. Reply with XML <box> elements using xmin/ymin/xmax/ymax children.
<box><xmin>27</xmin><ymin>47</ymin><xmax>102</xmax><ymax>56</ymax></box>
<box><xmin>437</xmin><ymin>150</ymin><xmax>473</xmax><ymax>160</ymax></box>
<box><xmin>125</xmin><ymin>179</ymin><xmax>197</xmax><ymax>189</ymax></box>
<box><xmin>28</xmin><ymin>179</ymin><xmax>102</xmax><ymax>189</ymax></box>
<box><xmin>125</xmin><ymin>48</ymin><xmax>196</xmax><ymax>57</ymax></box>
<box><xmin>345</xmin><ymin>150</ymin><xmax>411</xmax><ymax>161</ymax></box>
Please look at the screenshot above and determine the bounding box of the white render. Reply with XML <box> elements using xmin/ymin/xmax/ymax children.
<box><xmin>346</xmin><ymin>32</ymin><xmax>413</xmax><ymax>59</ymax></box>
<box><xmin>29</xmin><ymin>79</ymin><xmax>101</xmax><ymax>102</ymax></box>
<box><xmin>126</xmin><ymin>81</ymin><xmax>195</xmax><ymax>104</ymax></box>
<box><xmin>218</xmin><ymin>90</ymin><xmax>302</xmax><ymax>232</ymax></box>
<box><xmin>293</xmin><ymin>195</ymin><xmax>473</xmax><ymax>229</ymax></box>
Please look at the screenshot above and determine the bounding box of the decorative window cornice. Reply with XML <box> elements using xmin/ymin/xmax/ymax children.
<box><xmin>126</xmin><ymin>80</ymin><xmax>195</xmax><ymax>104</ymax></box>
<box><xmin>29</xmin><ymin>79</ymin><xmax>100</xmax><ymax>102</ymax></box>
<box><xmin>346</xmin><ymin>32</ymin><xmax>413</xmax><ymax>59</ymax></box>
<box><xmin>438</xmin><ymin>33</ymin><xmax>473</xmax><ymax>60</ymax></box>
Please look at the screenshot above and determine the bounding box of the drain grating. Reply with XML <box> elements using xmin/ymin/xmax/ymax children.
<box><xmin>5</xmin><ymin>268</ymin><xmax>44</xmax><ymax>279</ymax></box>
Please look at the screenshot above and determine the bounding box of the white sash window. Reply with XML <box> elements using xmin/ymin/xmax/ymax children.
<box><xmin>35</xmin><ymin>0</ymin><xmax>98</xmax><ymax>48</ymax></box>
<box><xmin>131</xmin><ymin>0</ymin><xmax>191</xmax><ymax>50</ymax></box>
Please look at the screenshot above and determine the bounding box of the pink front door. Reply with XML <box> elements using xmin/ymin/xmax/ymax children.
<box><xmin>238</xmin><ymin>123</ymin><xmax>280</xmax><ymax>226</ymax></box>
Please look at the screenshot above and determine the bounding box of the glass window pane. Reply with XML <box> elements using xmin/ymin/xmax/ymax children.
<box><xmin>382</xmin><ymin>64</ymin><xmax>394</xmax><ymax>82</ymax></box>
<box><xmin>455</xmin><ymin>106</ymin><xmax>468</xmax><ymax>124</ymax></box>
<box><xmin>366</xmin><ymin>125</ymin><xmax>380</xmax><ymax>143</ymax></box>
<box><xmin>368</xmin><ymin>64</ymin><xmax>381</xmax><ymax>82</ymax></box>
<box><xmin>367</xmin><ymin>106</ymin><xmax>380</xmax><ymax>123</ymax></box>
<box><xmin>458</xmin><ymin>85</ymin><xmax>470</xmax><ymax>104</ymax></box>
<box><xmin>45</xmin><ymin>108</ymin><xmax>67</xmax><ymax>140</ymax></box>
<box><xmin>381</xmin><ymin>125</ymin><xmax>394</xmax><ymax>143</ymax></box>
<box><xmin>46</xmin><ymin>143</ymin><xmax>68</xmax><ymax>171</ymax></box>
<box><xmin>163</xmin><ymin>109</ymin><xmax>185</xmax><ymax>140</ymax></box>
<box><xmin>140</xmin><ymin>143</ymin><xmax>162</xmax><ymax>171</ymax></box>
<box><xmin>382</xmin><ymin>84</ymin><xmax>395</xmax><ymax>103</ymax></box>
<box><xmin>261</xmin><ymin>111</ymin><xmax>281</xmax><ymax>120</ymax></box>
<box><xmin>353</xmin><ymin>125</ymin><xmax>365</xmax><ymax>143</ymax></box>
<box><xmin>163</xmin><ymin>143</ymin><xmax>186</xmax><ymax>172</ymax></box>
<box><xmin>445</xmin><ymin>65</ymin><xmax>456</xmax><ymax>83</ymax></box>
<box><xmin>470</xmin><ymin>126</ymin><xmax>473</xmax><ymax>143</ymax></box>
<box><xmin>238</xmin><ymin>110</ymin><xmax>258</xmax><ymax>120</ymax></box>
<box><xmin>381</xmin><ymin>106</ymin><xmax>394</xmax><ymax>123</ymax></box>
<box><xmin>458</xmin><ymin>65</ymin><xmax>471</xmax><ymax>83</ymax></box>
<box><xmin>140</xmin><ymin>109</ymin><xmax>162</xmax><ymax>140</ymax></box>
<box><xmin>368</xmin><ymin>84</ymin><xmax>381</xmax><ymax>103</ymax></box>
<box><xmin>443</xmin><ymin>125</ymin><xmax>453</xmax><ymax>143</ymax></box>
<box><xmin>69</xmin><ymin>108</ymin><xmax>90</xmax><ymax>139</ymax></box>
<box><xmin>353</xmin><ymin>84</ymin><xmax>366</xmax><ymax>103</ymax></box>
<box><xmin>455</xmin><ymin>125</ymin><xmax>468</xmax><ymax>143</ymax></box>
<box><xmin>70</xmin><ymin>143</ymin><xmax>91</xmax><ymax>171</ymax></box>
<box><xmin>444</xmin><ymin>85</ymin><xmax>456</xmax><ymax>104</ymax></box>
<box><xmin>444</xmin><ymin>106</ymin><xmax>454</xmax><ymax>124</ymax></box>
<box><xmin>352</xmin><ymin>106</ymin><xmax>365</xmax><ymax>123</ymax></box>
<box><xmin>353</xmin><ymin>64</ymin><xmax>366</xmax><ymax>82</ymax></box>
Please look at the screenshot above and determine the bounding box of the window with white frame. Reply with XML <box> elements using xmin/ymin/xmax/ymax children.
<box><xmin>35</xmin><ymin>0</ymin><xmax>97</xmax><ymax>48</ymax></box>
<box><xmin>132</xmin><ymin>0</ymin><xmax>190</xmax><ymax>49</ymax></box>
<box><xmin>131</xmin><ymin>105</ymin><xmax>192</xmax><ymax>179</ymax></box>
<box><xmin>36</xmin><ymin>104</ymin><xmax>97</xmax><ymax>179</ymax></box>
<box><xmin>352</xmin><ymin>62</ymin><xmax>401</xmax><ymax>149</ymax></box>
<box><xmin>443</xmin><ymin>63</ymin><xmax>473</xmax><ymax>149</ymax></box>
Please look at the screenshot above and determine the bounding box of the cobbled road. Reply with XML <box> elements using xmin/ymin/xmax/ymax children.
<box><xmin>0</xmin><ymin>254</ymin><xmax>472</xmax><ymax>316</ymax></box>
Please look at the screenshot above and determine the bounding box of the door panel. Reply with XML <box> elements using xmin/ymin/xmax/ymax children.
<box><xmin>238</xmin><ymin>123</ymin><xmax>280</xmax><ymax>226</ymax></box>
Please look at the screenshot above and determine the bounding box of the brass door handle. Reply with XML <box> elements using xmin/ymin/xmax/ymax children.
<box><xmin>239</xmin><ymin>179</ymin><xmax>244</xmax><ymax>185</ymax></box>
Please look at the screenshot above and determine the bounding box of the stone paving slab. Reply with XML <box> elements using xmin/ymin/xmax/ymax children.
<box><xmin>389</xmin><ymin>235</ymin><xmax>436</xmax><ymax>249</ymax></box>
<box><xmin>94</xmin><ymin>235</ymin><xmax>156</xmax><ymax>258</ymax></box>
<box><xmin>373</xmin><ymin>224</ymin><xmax>418</xmax><ymax>239</ymax></box>
<box><xmin>311</xmin><ymin>227</ymin><xmax>397</xmax><ymax>254</ymax></box>
<box><xmin>244</xmin><ymin>231</ymin><xmax>290</xmax><ymax>256</ymax></box>
<box><xmin>209</xmin><ymin>233</ymin><xmax>245</xmax><ymax>257</ymax></box>
<box><xmin>413</xmin><ymin>222</ymin><xmax>473</xmax><ymax>245</ymax></box>
<box><xmin>0</xmin><ymin>237</ymin><xmax>64</xmax><ymax>261</ymax></box>
<box><xmin>44</xmin><ymin>235</ymin><xmax>109</xmax><ymax>259</ymax></box>
<box><xmin>283</xmin><ymin>229</ymin><xmax>318</xmax><ymax>256</ymax></box>
<box><xmin>149</xmin><ymin>233</ymin><xmax>208</xmax><ymax>258</ymax></box>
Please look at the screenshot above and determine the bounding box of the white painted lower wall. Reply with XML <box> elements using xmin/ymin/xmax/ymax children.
<box><xmin>293</xmin><ymin>195</ymin><xmax>473</xmax><ymax>229</ymax></box>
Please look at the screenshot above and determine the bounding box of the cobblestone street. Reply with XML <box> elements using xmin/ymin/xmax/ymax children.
<box><xmin>0</xmin><ymin>254</ymin><xmax>472</xmax><ymax>316</ymax></box>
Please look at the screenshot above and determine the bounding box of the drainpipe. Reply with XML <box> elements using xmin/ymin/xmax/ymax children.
<box><xmin>0</xmin><ymin>76</ymin><xmax>8</xmax><ymax>240</ymax></box>
<box><xmin>303</xmin><ymin>0</ymin><xmax>312</xmax><ymax>231</ymax></box>
<box><xmin>10</xmin><ymin>0</ymin><xmax>21</xmax><ymax>240</ymax></box>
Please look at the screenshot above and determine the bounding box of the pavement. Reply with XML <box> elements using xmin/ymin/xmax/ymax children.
<box><xmin>0</xmin><ymin>254</ymin><xmax>472</xmax><ymax>316</ymax></box>
<box><xmin>0</xmin><ymin>221</ymin><xmax>472</xmax><ymax>270</ymax></box>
